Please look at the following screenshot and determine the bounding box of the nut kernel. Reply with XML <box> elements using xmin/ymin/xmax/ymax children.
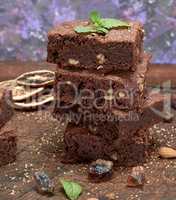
<box><xmin>158</xmin><ymin>147</ymin><xmax>176</xmax><ymax>158</ymax></box>
<box><xmin>68</xmin><ymin>58</ymin><xmax>80</xmax><ymax>66</ymax></box>
<box><xmin>104</xmin><ymin>89</ymin><xmax>114</xmax><ymax>101</ymax></box>
<box><xmin>96</xmin><ymin>53</ymin><xmax>105</xmax><ymax>64</ymax></box>
<box><xmin>117</xmin><ymin>91</ymin><xmax>126</xmax><ymax>98</ymax></box>
<box><xmin>97</xmin><ymin>65</ymin><xmax>104</xmax><ymax>70</ymax></box>
<box><xmin>139</xmin><ymin>84</ymin><xmax>144</xmax><ymax>92</ymax></box>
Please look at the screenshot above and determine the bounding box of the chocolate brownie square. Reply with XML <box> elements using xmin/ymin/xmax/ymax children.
<box><xmin>54</xmin><ymin>53</ymin><xmax>150</xmax><ymax>113</ymax></box>
<box><xmin>54</xmin><ymin>92</ymin><xmax>166</xmax><ymax>137</ymax></box>
<box><xmin>63</xmin><ymin>124</ymin><xmax>151</xmax><ymax>167</ymax></box>
<box><xmin>0</xmin><ymin>90</ymin><xmax>13</xmax><ymax>129</ymax></box>
<box><xmin>0</xmin><ymin>129</ymin><xmax>17</xmax><ymax>166</ymax></box>
<box><xmin>113</xmin><ymin>92</ymin><xmax>168</xmax><ymax>135</ymax></box>
<box><xmin>111</xmin><ymin>128</ymin><xmax>152</xmax><ymax>166</ymax></box>
<box><xmin>63</xmin><ymin>125</ymin><xmax>110</xmax><ymax>163</ymax></box>
<box><xmin>47</xmin><ymin>20</ymin><xmax>144</xmax><ymax>72</ymax></box>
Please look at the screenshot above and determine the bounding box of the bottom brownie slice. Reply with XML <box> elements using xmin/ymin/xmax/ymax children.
<box><xmin>0</xmin><ymin>129</ymin><xmax>17</xmax><ymax>166</ymax></box>
<box><xmin>61</xmin><ymin>92</ymin><xmax>167</xmax><ymax>166</ymax></box>
<box><xmin>63</xmin><ymin>124</ymin><xmax>152</xmax><ymax>167</ymax></box>
<box><xmin>112</xmin><ymin>129</ymin><xmax>153</xmax><ymax>166</ymax></box>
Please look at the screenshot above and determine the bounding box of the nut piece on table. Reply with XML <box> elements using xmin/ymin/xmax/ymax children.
<box><xmin>34</xmin><ymin>171</ymin><xmax>55</xmax><ymax>195</ymax></box>
<box><xmin>127</xmin><ymin>166</ymin><xmax>145</xmax><ymax>187</ymax></box>
<box><xmin>88</xmin><ymin>159</ymin><xmax>114</xmax><ymax>182</ymax></box>
<box><xmin>158</xmin><ymin>146</ymin><xmax>176</xmax><ymax>159</ymax></box>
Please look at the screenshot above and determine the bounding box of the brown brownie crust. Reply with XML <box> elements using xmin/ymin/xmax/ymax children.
<box><xmin>54</xmin><ymin>92</ymin><xmax>166</xmax><ymax>136</ymax></box>
<box><xmin>62</xmin><ymin>92</ymin><xmax>166</xmax><ymax>166</ymax></box>
<box><xmin>0</xmin><ymin>129</ymin><xmax>17</xmax><ymax>166</ymax></box>
<box><xmin>0</xmin><ymin>90</ymin><xmax>14</xmax><ymax>129</ymax></box>
<box><xmin>54</xmin><ymin>53</ymin><xmax>150</xmax><ymax>113</ymax></box>
<box><xmin>63</xmin><ymin>125</ymin><xmax>151</xmax><ymax>167</ymax></box>
<box><xmin>47</xmin><ymin>20</ymin><xmax>144</xmax><ymax>72</ymax></box>
<box><xmin>115</xmin><ymin>92</ymin><xmax>167</xmax><ymax>134</ymax></box>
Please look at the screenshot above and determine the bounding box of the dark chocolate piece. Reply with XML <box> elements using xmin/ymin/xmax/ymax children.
<box><xmin>127</xmin><ymin>166</ymin><xmax>145</xmax><ymax>187</ymax></box>
<box><xmin>88</xmin><ymin>159</ymin><xmax>113</xmax><ymax>183</ymax></box>
<box><xmin>47</xmin><ymin>20</ymin><xmax>144</xmax><ymax>72</ymax></box>
<box><xmin>34</xmin><ymin>171</ymin><xmax>55</xmax><ymax>195</ymax></box>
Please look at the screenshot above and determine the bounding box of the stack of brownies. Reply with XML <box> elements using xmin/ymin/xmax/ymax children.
<box><xmin>47</xmin><ymin>20</ymin><xmax>165</xmax><ymax>166</ymax></box>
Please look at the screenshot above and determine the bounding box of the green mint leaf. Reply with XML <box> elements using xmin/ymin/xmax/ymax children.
<box><xmin>75</xmin><ymin>11</ymin><xmax>130</xmax><ymax>35</ymax></box>
<box><xmin>96</xmin><ymin>27</ymin><xmax>109</xmax><ymax>34</ymax></box>
<box><xmin>90</xmin><ymin>10</ymin><xmax>101</xmax><ymax>25</ymax></box>
<box><xmin>60</xmin><ymin>179</ymin><xmax>82</xmax><ymax>200</ymax></box>
<box><xmin>74</xmin><ymin>26</ymin><xmax>97</xmax><ymax>33</ymax></box>
<box><xmin>100</xmin><ymin>18</ymin><xmax>130</xmax><ymax>29</ymax></box>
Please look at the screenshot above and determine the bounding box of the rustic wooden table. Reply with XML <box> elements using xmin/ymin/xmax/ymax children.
<box><xmin>0</xmin><ymin>62</ymin><xmax>176</xmax><ymax>200</ymax></box>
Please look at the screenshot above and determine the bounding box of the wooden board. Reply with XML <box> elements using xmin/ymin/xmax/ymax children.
<box><xmin>0</xmin><ymin>61</ymin><xmax>56</xmax><ymax>82</ymax></box>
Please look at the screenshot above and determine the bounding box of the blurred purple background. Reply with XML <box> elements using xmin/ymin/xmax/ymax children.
<box><xmin>0</xmin><ymin>0</ymin><xmax>176</xmax><ymax>63</ymax></box>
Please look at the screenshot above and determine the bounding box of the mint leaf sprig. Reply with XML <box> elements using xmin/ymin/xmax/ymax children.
<box><xmin>74</xmin><ymin>11</ymin><xmax>130</xmax><ymax>34</ymax></box>
<box><xmin>60</xmin><ymin>179</ymin><xmax>83</xmax><ymax>200</ymax></box>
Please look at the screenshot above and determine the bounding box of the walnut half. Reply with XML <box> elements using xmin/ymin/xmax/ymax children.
<box><xmin>96</xmin><ymin>53</ymin><xmax>105</xmax><ymax>65</ymax></box>
<box><xmin>68</xmin><ymin>58</ymin><xmax>80</xmax><ymax>66</ymax></box>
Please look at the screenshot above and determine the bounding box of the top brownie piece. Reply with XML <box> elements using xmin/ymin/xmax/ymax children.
<box><xmin>47</xmin><ymin>20</ymin><xmax>144</xmax><ymax>72</ymax></box>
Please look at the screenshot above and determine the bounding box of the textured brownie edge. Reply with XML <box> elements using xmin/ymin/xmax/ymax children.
<box><xmin>63</xmin><ymin>124</ymin><xmax>152</xmax><ymax>167</ymax></box>
<box><xmin>54</xmin><ymin>53</ymin><xmax>150</xmax><ymax>113</ymax></box>
<box><xmin>53</xmin><ymin>92</ymin><xmax>166</xmax><ymax>136</ymax></box>
<box><xmin>0</xmin><ymin>90</ymin><xmax>14</xmax><ymax>129</ymax></box>
<box><xmin>47</xmin><ymin>20</ymin><xmax>144</xmax><ymax>72</ymax></box>
<box><xmin>0</xmin><ymin>129</ymin><xmax>17</xmax><ymax>166</ymax></box>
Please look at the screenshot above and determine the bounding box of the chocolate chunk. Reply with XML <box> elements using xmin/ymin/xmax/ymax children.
<box><xmin>34</xmin><ymin>171</ymin><xmax>55</xmax><ymax>195</ymax></box>
<box><xmin>127</xmin><ymin>166</ymin><xmax>145</xmax><ymax>187</ymax></box>
<box><xmin>88</xmin><ymin>159</ymin><xmax>113</xmax><ymax>182</ymax></box>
